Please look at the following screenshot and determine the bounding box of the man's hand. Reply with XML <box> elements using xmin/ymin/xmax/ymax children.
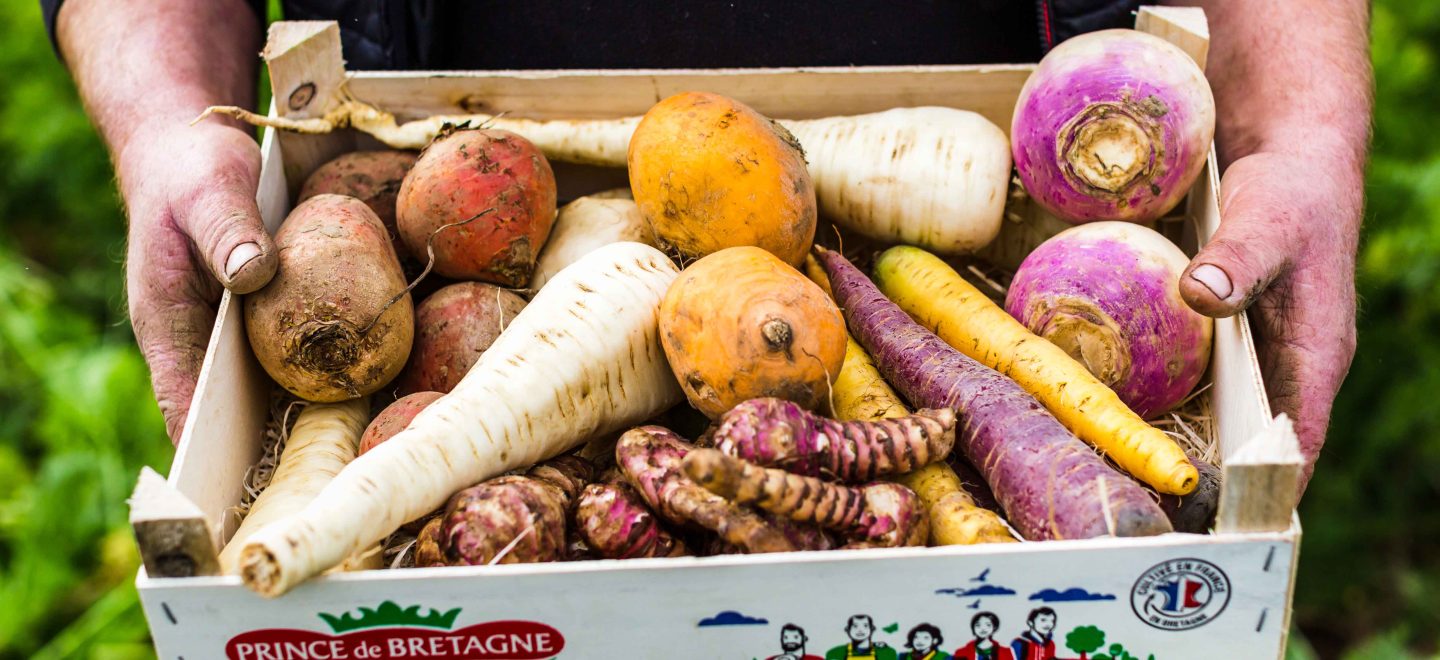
<box><xmin>119</xmin><ymin>121</ymin><xmax>275</xmax><ymax>440</ymax></box>
<box><xmin>1179</xmin><ymin>151</ymin><xmax>1361</xmax><ymax>487</ymax></box>
<box><xmin>57</xmin><ymin>0</ymin><xmax>265</xmax><ymax>442</ymax></box>
<box><xmin>1169</xmin><ymin>0</ymin><xmax>1371</xmax><ymax>489</ymax></box>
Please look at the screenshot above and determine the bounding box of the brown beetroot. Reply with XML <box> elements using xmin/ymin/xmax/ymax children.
<box><xmin>244</xmin><ymin>194</ymin><xmax>414</xmax><ymax>402</ymax></box>
<box><xmin>394</xmin><ymin>282</ymin><xmax>528</xmax><ymax>396</ymax></box>
<box><xmin>1158</xmin><ymin>457</ymin><xmax>1222</xmax><ymax>533</ymax></box>
<box><xmin>616</xmin><ymin>426</ymin><xmax>797</xmax><ymax>554</ymax></box>
<box><xmin>397</xmin><ymin>128</ymin><xmax>557</xmax><ymax>286</ymax></box>
<box><xmin>413</xmin><ymin>456</ymin><xmax>594</xmax><ymax>567</ymax></box>
<box><xmin>298</xmin><ymin>150</ymin><xmax>417</xmax><ymax>248</ymax></box>
<box><xmin>684</xmin><ymin>449</ymin><xmax>927</xmax><ymax>548</ymax></box>
<box><xmin>714</xmin><ymin>398</ymin><xmax>956</xmax><ymax>483</ymax></box>
<box><xmin>360</xmin><ymin>391</ymin><xmax>444</xmax><ymax>455</ymax></box>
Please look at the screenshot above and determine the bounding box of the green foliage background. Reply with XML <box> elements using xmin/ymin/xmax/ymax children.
<box><xmin>0</xmin><ymin>1</ymin><xmax>1435</xmax><ymax>658</ymax></box>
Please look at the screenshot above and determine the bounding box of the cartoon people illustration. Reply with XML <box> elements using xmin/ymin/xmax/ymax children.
<box><xmin>768</xmin><ymin>623</ymin><xmax>823</xmax><ymax>660</ymax></box>
<box><xmin>825</xmin><ymin>614</ymin><xmax>897</xmax><ymax>660</ymax></box>
<box><xmin>1009</xmin><ymin>607</ymin><xmax>1059</xmax><ymax>660</ymax></box>
<box><xmin>952</xmin><ymin>612</ymin><xmax>1014</xmax><ymax>660</ymax></box>
<box><xmin>899</xmin><ymin>623</ymin><xmax>951</xmax><ymax>660</ymax></box>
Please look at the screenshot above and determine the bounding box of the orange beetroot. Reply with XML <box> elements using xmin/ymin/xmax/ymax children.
<box><xmin>359</xmin><ymin>391</ymin><xmax>443</xmax><ymax>455</ymax></box>
<box><xmin>397</xmin><ymin>128</ymin><xmax>557</xmax><ymax>286</ymax></box>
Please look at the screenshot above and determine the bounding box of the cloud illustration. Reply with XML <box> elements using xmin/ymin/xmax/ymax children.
<box><xmin>1029</xmin><ymin>588</ymin><xmax>1117</xmax><ymax>602</ymax></box>
<box><xmin>935</xmin><ymin>584</ymin><xmax>1017</xmax><ymax>597</ymax></box>
<box><xmin>697</xmin><ymin>611</ymin><xmax>770</xmax><ymax>627</ymax></box>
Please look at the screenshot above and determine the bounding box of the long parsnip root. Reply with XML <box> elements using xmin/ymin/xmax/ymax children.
<box><xmin>413</xmin><ymin>456</ymin><xmax>594</xmax><ymax>566</ymax></box>
<box><xmin>895</xmin><ymin>463</ymin><xmax>1017</xmax><ymax>545</ymax></box>
<box><xmin>574</xmin><ymin>480</ymin><xmax>690</xmax><ymax>559</ymax></box>
<box><xmin>237</xmin><ymin>242</ymin><xmax>683</xmax><ymax>597</ymax></box>
<box><xmin>713</xmin><ymin>398</ymin><xmax>955</xmax><ymax>483</ymax></box>
<box><xmin>873</xmin><ymin>246</ymin><xmax>1197</xmax><ymax>495</ymax></box>
<box><xmin>615</xmin><ymin>426</ymin><xmax>797</xmax><ymax>554</ymax></box>
<box><xmin>219</xmin><ymin>400</ymin><xmax>369</xmax><ymax>573</ymax></box>
<box><xmin>683</xmin><ymin>449</ymin><xmax>927</xmax><ymax>548</ymax></box>
<box><xmin>199</xmin><ymin>100</ymin><xmax>1008</xmax><ymax>255</ymax></box>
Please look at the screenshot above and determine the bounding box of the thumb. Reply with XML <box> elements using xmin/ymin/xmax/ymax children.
<box><xmin>1179</xmin><ymin>162</ymin><xmax>1294</xmax><ymax>318</ymax></box>
<box><xmin>178</xmin><ymin>175</ymin><xmax>278</xmax><ymax>294</ymax></box>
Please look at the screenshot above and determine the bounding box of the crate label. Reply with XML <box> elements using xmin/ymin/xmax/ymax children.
<box><xmin>224</xmin><ymin>602</ymin><xmax>562</xmax><ymax>659</ymax></box>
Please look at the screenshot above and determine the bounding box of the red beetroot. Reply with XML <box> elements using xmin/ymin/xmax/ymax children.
<box><xmin>1006</xmin><ymin>222</ymin><xmax>1212</xmax><ymax>418</ymax></box>
<box><xmin>397</xmin><ymin>128</ymin><xmax>557</xmax><ymax>285</ymax></box>
<box><xmin>360</xmin><ymin>391</ymin><xmax>444</xmax><ymax>454</ymax></box>
<box><xmin>298</xmin><ymin>150</ymin><xmax>417</xmax><ymax>248</ymax></box>
<box><xmin>394</xmin><ymin>282</ymin><xmax>528</xmax><ymax>396</ymax></box>
<box><xmin>814</xmin><ymin>246</ymin><xmax>1171</xmax><ymax>541</ymax></box>
<box><xmin>1012</xmin><ymin>30</ymin><xmax>1214</xmax><ymax>224</ymax></box>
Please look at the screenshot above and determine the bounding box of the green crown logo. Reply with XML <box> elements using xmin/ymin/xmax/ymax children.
<box><xmin>318</xmin><ymin>601</ymin><xmax>462</xmax><ymax>634</ymax></box>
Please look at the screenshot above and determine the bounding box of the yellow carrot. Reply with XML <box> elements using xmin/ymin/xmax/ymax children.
<box><xmin>873</xmin><ymin>246</ymin><xmax>1197</xmax><ymax>495</ymax></box>
<box><xmin>895</xmin><ymin>463</ymin><xmax>1017</xmax><ymax>545</ymax></box>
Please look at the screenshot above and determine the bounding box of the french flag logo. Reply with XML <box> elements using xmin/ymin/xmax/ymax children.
<box><xmin>1155</xmin><ymin>577</ymin><xmax>1207</xmax><ymax>612</ymax></box>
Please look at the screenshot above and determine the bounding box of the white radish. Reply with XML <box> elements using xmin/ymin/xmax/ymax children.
<box><xmin>237</xmin><ymin>242</ymin><xmax>684</xmax><ymax>596</ymax></box>
<box><xmin>218</xmin><ymin>400</ymin><xmax>373</xmax><ymax>573</ymax></box>
<box><xmin>531</xmin><ymin>192</ymin><xmax>656</xmax><ymax>291</ymax></box>
<box><xmin>200</xmin><ymin>102</ymin><xmax>1010</xmax><ymax>255</ymax></box>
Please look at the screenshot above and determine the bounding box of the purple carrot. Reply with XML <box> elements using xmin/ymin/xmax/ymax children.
<box><xmin>814</xmin><ymin>246</ymin><xmax>1171</xmax><ymax>540</ymax></box>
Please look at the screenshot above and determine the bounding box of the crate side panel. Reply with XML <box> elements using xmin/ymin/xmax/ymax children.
<box><xmin>143</xmin><ymin>536</ymin><xmax>1293</xmax><ymax>660</ymax></box>
<box><xmin>345</xmin><ymin>66</ymin><xmax>1034</xmax><ymax>132</ymax></box>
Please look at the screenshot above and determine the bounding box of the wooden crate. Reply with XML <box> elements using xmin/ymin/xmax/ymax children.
<box><xmin>136</xmin><ymin>9</ymin><xmax>1304</xmax><ymax>659</ymax></box>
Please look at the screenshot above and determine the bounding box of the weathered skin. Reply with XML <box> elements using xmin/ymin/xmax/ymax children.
<box><xmin>1007</xmin><ymin>222</ymin><xmax>1213</xmax><ymax>418</ymax></box>
<box><xmin>243</xmin><ymin>194</ymin><xmax>413</xmax><ymax>402</ymax></box>
<box><xmin>574</xmin><ymin>481</ymin><xmax>690</xmax><ymax>559</ymax></box>
<box><xmin>615</xmin><ymin>426</ymin><xmax>797</xmax><ymax>553</ymax></box>
<box><xmin>394</xmin><ymin>282</ymin><xmax>528</xmax><ymax>396</ymax></box>
<box><xmin>1012</xmin><ymin>29</ymin><xmax>1214</xmax><ymax>224</ymax></box>
<box><xmin>413</xmin><ymin>455</ymin><xmax>594</xmax><ymax>567</ymax></box>
<box><xmin>712</xmin><ymin>397</ymin><xmax>956</xmax><ymax>483</ymax></box>
<box><xmin>815</xmin><ymin>247</ymin><xmax>1171</xmax><ymax>541</ymax></box>
<box><xmin>298</xmin><ymin>150</ymin><xmax>418</xmax><ymax>250</ymax></box>
<box><xmin>397</xmin><ymin>128</ymin><xmax>556</xmax><ymax>285</ymax></box>
<box><xmin>683</xmin><ymin>449</ymin><xmax>928</xmax><ymax>548</ymax></box>
<box><xmin>359</xmin><ymin>391</ymin><xmax>443</xmax><ymax>455</ymax></box>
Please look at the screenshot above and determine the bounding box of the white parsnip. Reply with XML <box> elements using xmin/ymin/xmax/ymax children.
<box><xmin>200</xmin><ymin>101</ymin><xmax>1010</xmax><ymax>254</ymax></box>
<box><xmin>218</xmin><ymin>400</ymin><xmax>369</xmax><ymax>573</ymax></box>
<box><xmin>238</xmin><ymin>242</ymin><xmax>684</xmax><ymax>596</ymax></box>
<box><xmin>784</xmin><ymin>107</ymin><xmax>1011</xmax><ymax>254</ymax></box>
<box><xmin>531</xmin><ymin>193</ymin><xmax>656</xmax><ymax>291</ymax></box>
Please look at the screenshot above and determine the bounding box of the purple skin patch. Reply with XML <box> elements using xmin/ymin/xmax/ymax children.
<box><xmin>1012</xmin><ymin>30</ymin><xmax>1214</xmax><ymax>224</ymax></box>
<box><xmin>1007</xmin><ymin>230</ymin><xmax>1212</xmax><ymax>418</ymax></box>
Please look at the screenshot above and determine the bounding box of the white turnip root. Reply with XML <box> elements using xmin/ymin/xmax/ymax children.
<box><xmin>1011</xmin><ymin>29</ymin><xmax>1215</xmax><ymax>224</ymax></box>
<box><xmin>202</xmin><ymin>101</ymin><xmax>1011</xmax><ymax>255</ymax></box>
<box><xmin>1006</xmin><ymin>222</ymin><xmax>1213</xmax><ymax>418</ymax></box>
<box><xmin>237</xmin><ymin>242</ymin><xmax>684</xmax><ymax>596</ymax></box>
<box><xmin>531</xmin><ymin>192</ymin><xmax>656</xmax><ymax>291</ymax></box>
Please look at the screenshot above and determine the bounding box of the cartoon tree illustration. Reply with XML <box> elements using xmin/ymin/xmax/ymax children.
<box><xmin>1092</xmin><ymin>642</ymin><xmax>1143</xmax><ymax>660</ymax></box>
<box><xmin>1065</xmin><ymin>625</ymin><xmax>1106</xmax><ymax>660</ymax></box>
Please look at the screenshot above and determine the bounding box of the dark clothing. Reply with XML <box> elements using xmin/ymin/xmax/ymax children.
<box><xmin>43</xmin><ymin>0</ymin><xmax>1140</xmax><ymax>68</ymax></box>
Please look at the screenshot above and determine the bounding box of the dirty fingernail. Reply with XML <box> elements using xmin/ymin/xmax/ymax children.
<box><xmin>225</xmin><ymin>242</ymin><xmax>262</xmax><ymax>280</ymax></box>
<box><xmin>1190</xmin><ymin>264</ymin><xmax>1233</xmax><ymax>301</ymax></box>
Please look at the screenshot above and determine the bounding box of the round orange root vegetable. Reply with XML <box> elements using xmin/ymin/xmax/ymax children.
<box><xmin>393</xmin><ymin>282</ymin><xmax>528</xmax><ymax>396</ymax></box>
<box><xmin>397</xmin><ymin>127</ymin><xmax>557</xmax><ymax>285</ymax></box>
<box><xmin>298</xmin><ymin>150</ymin><xmax>417</xmax><ymax>247</ymax></box>
<box><xmin>628</xmin><ymin>91</ymin><xmax>816</xmax><ymax>266</ymax></box>
<box><xmin>359</xmin><ymin>391</ymin><xmax>444</xmax><ymax>455</ymax></box>
<box><xmin>244</xmin><ymin>194</ymin><xmax>414</xmax><ymax>401</ymax></box>
<box><xmin>659</xmin><ymin>247</ymin><xmax>846</xmax><ymax>418</ymax></box>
